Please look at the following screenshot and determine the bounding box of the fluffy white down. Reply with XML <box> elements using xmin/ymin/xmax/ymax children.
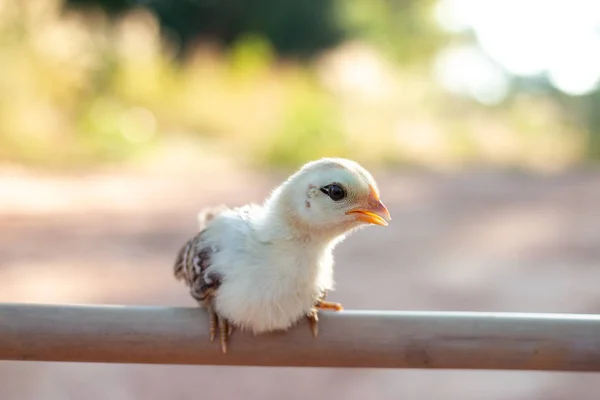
<box><xmin>201</xmin><ymin>205</ymin><xmax>337</xmax><ymax>334</ymax></box>
<box><xmin>194</xmin><ymin>158</ymin><xmax>388</xmax><ymax>335</ymax></box>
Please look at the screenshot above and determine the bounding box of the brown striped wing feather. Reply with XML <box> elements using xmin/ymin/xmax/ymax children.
<box><xmin>173</xmin><ymin>207</ymin><xmax>227</xmax><ymax>307</ymax></box>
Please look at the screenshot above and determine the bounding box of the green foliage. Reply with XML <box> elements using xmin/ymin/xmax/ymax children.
<box><xmin>260</xmin><ymin>81</ymin><xmax>348</xmax><ymax>167</ymax></box>
<box><xmin>337</xmin><ymin>0</ymin><xmax>443</xmax><ymax>64</ymax></box>
<box><xmin>0</xmin><ymin>0</ymin><xmax>589</xmax><ymax>171</ymax></box>
<box><xmin>66</xmin><ymin>0</ymin><xmax>345</xmax><ymax>59</ymax></box>
<box><xmin>65</xmin><ymin>0</ymin><xmax>443</xmax><ymax>63</ymax></box>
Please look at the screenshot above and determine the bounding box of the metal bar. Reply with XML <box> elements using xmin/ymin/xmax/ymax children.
<box><xmin>1</xmin><ymin>303</ymin><xmax>600</xmax><ymax>371</ymax></box>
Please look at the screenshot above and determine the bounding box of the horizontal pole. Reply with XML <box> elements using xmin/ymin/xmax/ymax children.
<box><xmin>1</xmin><ymin>303</ymin><xmax>600</xmax><ymax>371</ymax></box>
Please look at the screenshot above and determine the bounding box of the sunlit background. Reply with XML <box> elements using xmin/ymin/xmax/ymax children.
<box><xmin>2</xmin><ymin>0</ymin><xmax>600</xmax><ymax>399</ymax></box>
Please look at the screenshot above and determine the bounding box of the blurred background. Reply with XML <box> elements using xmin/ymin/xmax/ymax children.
<box><xmin>1</xmin><ymin>0</ymin><xmax>600</xmax><ymax>398</ymax></box>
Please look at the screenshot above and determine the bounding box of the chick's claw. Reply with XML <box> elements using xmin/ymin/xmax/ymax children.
<box><xmin>205</xmin><ymin>306</ymin><xmax>233</xmax><ymax>353</ymax></box>
<box><xmin>218</xmin><ymin>316</ymin><xmax>233</xmax><ymax>354</ymax></box>
<box><xmin>306</xmin><ymin>308</ymin><xmax>319</xmax><ymax>338</ymax></box>
<box><xmin>208</xmin><ymin>306</ymin><xmax>217</xmax><ymax>342</ymax></box>
<box><xmin>315</xmin><ymin>300</ymin><xmax>344</xmax><ymax>311</ymax></box>
<box><xmin>306</xmin><ymin>299</ymin><xmax>343</xmax><ymax>338</ymax></box>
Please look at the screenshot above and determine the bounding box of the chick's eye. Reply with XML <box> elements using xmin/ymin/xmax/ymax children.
<box><xmin>320</xmin><ymin>184</ymin><xmax>346</xmax><ymax>201</ymax></box>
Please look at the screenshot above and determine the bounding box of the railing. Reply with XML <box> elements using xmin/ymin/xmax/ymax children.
<box><xmin>1</xmin><ymin>303</ymin><xmax>600</xmax><ymax>371</ymax></box>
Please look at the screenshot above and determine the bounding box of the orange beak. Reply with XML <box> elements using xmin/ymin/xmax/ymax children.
<box><xmin>345</xmin><ymin>187</ymin><xmax>391</xmax><ymax>226</ymax></box>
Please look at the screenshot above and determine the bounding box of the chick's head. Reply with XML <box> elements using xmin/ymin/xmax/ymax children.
<box><xmin>276</xmin><ymin>158</ymin><xmax>391</xmax><ymax>234</ymax></box>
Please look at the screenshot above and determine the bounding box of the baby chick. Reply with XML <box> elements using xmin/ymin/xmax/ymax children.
<box><xmin>173</xmin><ymin>158</ymin><xmax>391</xmax><ymax>353</ymax></box>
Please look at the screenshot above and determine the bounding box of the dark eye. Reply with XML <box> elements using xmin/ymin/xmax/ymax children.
<box><xmin>320</xmin><ymin>184</ymin><xmax>346</xmax><ymax>201</ymax></box>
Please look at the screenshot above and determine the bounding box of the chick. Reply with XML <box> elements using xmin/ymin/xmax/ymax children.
<box><xmin>174</xmin><ymin>158</ymin><xmax>391</xmax><ymax>353</ymax></box>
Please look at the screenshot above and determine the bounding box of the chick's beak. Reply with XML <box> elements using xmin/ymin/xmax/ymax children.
<box><xmin>345</xmin><ymin>187</ymin><xmax>391</xmax><ymax>226</ymax></box>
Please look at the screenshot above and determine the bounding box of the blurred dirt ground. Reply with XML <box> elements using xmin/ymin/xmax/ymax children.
<box><xmin>2</xmin><ymin>165</ymin><xmax>600</xmax><ymax>400</ymax></box>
